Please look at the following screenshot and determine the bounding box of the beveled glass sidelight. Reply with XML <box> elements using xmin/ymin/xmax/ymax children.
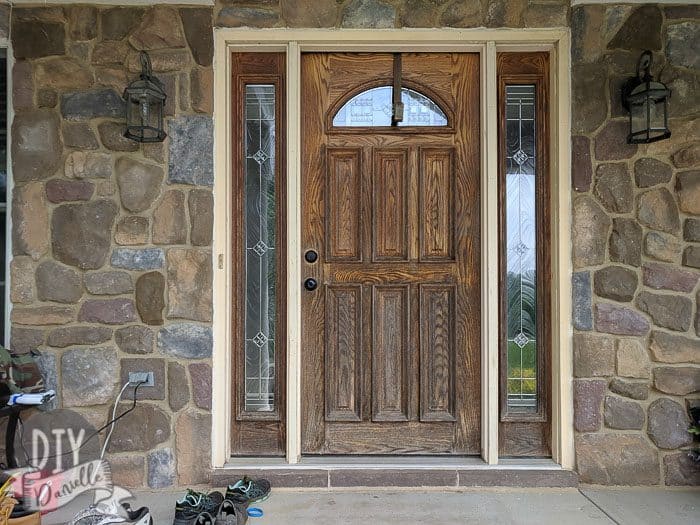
<box><xmin>243</xmin><ymin>84</ymin><xmax>277</xmax><ymax>412</ymax></box>
<box><xmin>504</xmin><ymin>85</ymin><xmax>538</xmax><ymax>414</ymax></box>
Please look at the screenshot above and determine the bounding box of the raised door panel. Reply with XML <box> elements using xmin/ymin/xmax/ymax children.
<box><xmin>419</xmin><ymin>284</ymin><xmax>456</xmax><ymax>422</ymax></box>
<box><xmin>326</xmin><ymin>148</ymin><xmax>362</xmax><ymax>262</ymax></box>
<box><xmin>372</xmin><ymin>285</ymin><xmax>410</xmax><ymax>422</ymax></box>
<box><xmin>419</xmin><ymin>148</ymin><xmax>454</xmax><ymax>261</ymax></box>
<box><xmin>325</xmin><ymin>284</ymin><xmax>363</xmax><ymax>421</ymax></box>
<box><xmin>372</xmin><ymin>149</ymin><xmax>409</xmax><ymax>261</ymax></box>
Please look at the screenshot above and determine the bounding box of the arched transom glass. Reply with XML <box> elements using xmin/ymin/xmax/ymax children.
<box><xmin>332</xmin><ymin>86</ymin><xmax>448</xmax><ymax>127</ymax></box>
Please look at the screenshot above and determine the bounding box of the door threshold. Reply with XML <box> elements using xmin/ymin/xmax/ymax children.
<box><xmin>212</xmin><ymin>457</ymin><xmax>578</xmax><ymax>488</ymax></box>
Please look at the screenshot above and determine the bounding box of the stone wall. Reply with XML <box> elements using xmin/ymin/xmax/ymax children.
<box><xmin>571</xmin><ymin>4</ymin><xmax>700</xmax><ymax>486</ymax></box>
<box><xmin>8</xmin><ymin>5</ymin><xmax>214</xmax><ymax>488</ymax></box>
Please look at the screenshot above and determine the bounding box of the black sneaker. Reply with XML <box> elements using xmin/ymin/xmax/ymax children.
<box><xmin>215</xmin><ymin>498</ymin><xmax>248</xmax><ymax>525</ymax></box>
<box><xmin>225</xmin><ymin>477</ymin><xmax>271</xmax><ymax>503</ymax></box>
<box><xmin>173</xmin><ymin>490</ymin><xmax>224</xmax><ymax>525</ymax></box>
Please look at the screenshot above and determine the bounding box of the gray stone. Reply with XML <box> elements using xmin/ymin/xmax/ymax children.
<box><xmin>649</xmin><ymin>331</ymin><xmax>700</xmax><ymax>365</ymax></box>
<box><xmin>189</xmin><ymin>362</ymin><xmax>211</xmax><ymax>410</ymax></box>
<box><xmin>609</xmin><ymin>378</ymin><xmax>649</xmax><ymax>400</ymax></box>
<box><xmin>36</xmin><ymin>261</ymin><xmax>82</xmax><ymax>303</ymax></box>
<box><xmin>644</xmin><ymin>232</ymin><xmax>681</xmax><ymax>263</ymax></box>
<box><xmin>683</xmin><ymin>246</ymin><xmax>700</xmax><ymax>269</ymax></box>
<box><xmin>147</xmin><ymin>448</ymin><xmax>175</xmax><ymax>489</ymax></box>
<box><xmin>616</xmin><ymin>339</ymin><xmax>650</xmax><ymax>379</ymax></box>
<box><xmin>46</xmin><ymin>180</ymin><xmax>94</xmax><ymax>203</ymax></box>
<box><xmin>664</xmin><ymin>453</ymin><xmax>700</xmax><ymax>486</ymax></box>
<box><xmin>665</xmin><ymin>5</ymin><xmax>700</xmax><ymax>19</ymax></box>
<box><xmin>12</xmin><ymin>21</ymin><xmax>64</xmax><ymax>59</ymax></box>
<box><xmin>648</xmin><ymin>398</ymin><xmax>693</xmax><ymax>449</ymax></box>
<box><xmin>119</xmin><ymin>358</ymin><xmax>165</xmax><ymax>401</ymax></box>
<box><xmin>439</xmin><ymin>0</ymin><xmax>483</xmax><ymax>28</ymax></box>
<box><xmin>575</xmin><ymin>433</ymin><xmax>659</xmax><ymax>485</ymax></box>
<box><xmin>189</xmin><ymin>189</ymin><xmax>214</xmax><ymax>246</ymax></box>
<box><xmin>13</xmin><ymin>183</ymin><xmax>49</xmax><ymax>260</ymax></box>
<box><xmin>47</xmin><ymin>326</ymin><xmax>112</xmax><ymax>348</ymax></box>
<box><xmin>62</xmin><ymin>123</ymin><xmax>99</xmax><ymax>150</ymax></box>
<box><xmin>115</xmin><ymin>216</ymin><xmax>150</xmax><ymax>245</ymax></box>
<box><xmin>341</xmin><ymin>0</ymin><xmax>396</xmax><ymax>28</ymax></box>
<box><xmin>37</xmin><ymin>89</ymin><xmax>57</xmax><ymax>109</ymax></box>
<box><xmin>676</xmin><ymin>170</ymin><xmax>700</xmax><ymax>215</ymax></box>
<box><xmin>136</xmin><ymin>272</ymin><xmax>165</xmax><ymax>326</ymax></box>
<box><xmin>572</xmin><ymin>136</ymin><xmax>592</xmax><ymax>192</ymax></box>
<box><xmin>643</xmin><ymin>263</ymin><xmax>698</xmax><ymax>293</ymax></box>
<box><xmin>609</xmin><ymin>218</ymin><xmax>642</xmax><ymax>267</ymax></box>
<box><xmin>595</xmin><ymin>120</ymin><xmax>637</xmax><ymax>161</ymax></box>
<box><xmin>573</xmin><ymin>379</ymin><xmax>606</xmax><ymax>432</ymax></box>
<box><xmin>85</xmin><ymin>271</ymin><xmax>134</xmax><ymax>295</ymax></box>
<box><xmin>634</xmin><ymin>157</ymin><xmax>672</xmax><ymax>188</ymax></box>
<box><xmin>672</xmin><ymin>143</ymin><xmax>700</xmax><ymax>169</ymax></box>
<box><xmin>179</xmin><ymin>8</ymin><xmax>213</xmax><ymax>67</ymax></box>
<box><xmin>115</xmin><ymin>325</ymin><xmax>154</xmax><ymax>355</ymax></box>
<box><xmin>79</xmin><ymin>299</ymin><xmax>137</xmax><ymax>325</ymax></box>
<box><xmin>64</xmin><ymin>151</ymin><xmax>112</xmax><ymax>179</ymax></box>
<box><xmin>572</xmin><ymin>271</ymin><xmax>592</xmax><ymax>331</ymax></box>
<box><xmin>594</xmin><ymin>163</ymin><xmax>633</xmax><ymax>213</ymax></box>
<box><xmin>607</xmin><ymin>5</ymin><xmax>662</xmax><ymax>50</ymax></box>
<box><xmin>593</xmin><ymin>266</ymin><xmax>637</xmax><ymax>302</ymax></box>
<box><xmin>666</xmin><ymin>67</ymin><xmax>700</xmax><ymax>119</ymax></box>
<box><xmin>108</xmin><ymin>404</ymin><xmax>170</xmax><ymax>452</ymax></box>
<box><xmin>175</xmin><ymin>410</ymin><xmax>211</xmax><ymax>485</ymax></box>
<box><xmin>573</xmin><ymin>333</ymin><xmax>615</xmax><ymax>377</ymax></box>
<box><xmin>636</xmin><ymin>291</ymin><xmax>692</xmax><ymax>332</ymax></box>
<box><xmin>573</xmin><ymin>196</ymin><xmax>611</xmax><ymax>268</ymax></box>
<box><xmin>101</xmin><ymin>7</ymin><xmax>144</xmax><ymax>40</ymax></box>
<box><xmin>153</xmin><ymin>191</ymin><xmax>187</xmax><ymax>244</ymax></box>
<box><xmin>684</xmin><ymin>219</ymin><xmax>700</xmax><ymax>242</ymax></box>
<box><xmin>638</xmin><ymin>188</ymin><xmax>681</xmax><ymax>234</ymax></box>
<box><xmin>12</xmin><ymin>306</ymin><xmax>75</xmax><ymax>326</ymax></box>
<box><xmin>168</xmin><ymin>116</ymin><xmax>213</xmax><ymax>186</ymax></box>
<box><xmin>604</xmin><ymin>396</ymin><xmax>644</xmax><ymax>430</ymax></box>
<box><xmin>666</xmin><ymin>22</ymin><xmax>700</xmax><ymax>70</ymax></box>
<box><xmin>129</xmin><ymin>7</ymin><xmax>186</xmax><ymax>51</ymax></box>
<box><xmin>11</xmin><ymin>327</ymin><xmax>45</xmax><ymax>354</ymax></box>
<box><xmin>11</xmin><ymin>257</ymin><xmax>35</xmax><ymax>304</ymax></box>
<box><xmin>116</xmin><ymin>157</ymin><xmax>164</xmax><ymax>213</ymax></box>
<box><xmin>572</xmin><ymin>63</ymin><xmax>607</xmax><ymax>134</ymax></box>
<box><xmin>35</xmin><ymin>352</ymin><xmax>58</xmax><ymax>410</ymax></box>
<box><xmin>216</xmin><ymin>6</ymin><xmax>279</xmax><ymax>27</ymax></box>
<box><xmin>168</xmin><ymin>362</ymin><xmax>190</xmax><ymax>412</ymax></box>
<box><xmin>166</xmin><ymin>249</ymin><xmax>213</xmax><ymax>322</ymax></box>
<box><xmin>157</xmin><ymin>323</ymin><xmax>212</xmax><ymax>359</ymax></box>
<box><xmin>61</xmin><ymin>89</ymin><xmax>126</xmax><ymax>121</ymax></box>
<box><xmin>12</xmin><ymin>109</ymin><xmax>62</xmax><ymax>182</ymax></box>
<box><xmin>98</xmin><ymin>121</ymin><xmax>139</xmax><ymax>152</ymax></box>
<box><xmin>61</xmin><ymin>347</ymin><xmax>118</xmax><ymax>407</ymax></box>
<box><xmin>654</xmin><ymin>367</ymin><xmax>700</xmax><ymax>395</ymax></box>
<box><xmin>51</xmin><ymin>200</ymin><xmax>119</xmax><ymax>270</ymax></box>
<box><xmin>594</xmin><ymin>303</ymin><xmax>650</xmax><ymax>336</ymax></box>
<box><xmin>111</xmin><ymin>248</ymin><xmax>165</xmax><ymax>270</ymax></box>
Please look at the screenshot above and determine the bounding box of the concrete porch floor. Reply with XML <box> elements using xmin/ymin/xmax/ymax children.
<box><xmin>42</xmin><ymin>487</ymin><xmax>699</xmax><ymax>524</ymax></box>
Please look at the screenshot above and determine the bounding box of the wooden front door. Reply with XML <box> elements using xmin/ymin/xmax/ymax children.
<box><xmin>301</xmin><ymin>53</ymin><xmax>481</xmax><ymax>455</ymax></box>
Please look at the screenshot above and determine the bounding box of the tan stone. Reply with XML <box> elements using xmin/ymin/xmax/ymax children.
<box><xmin>189</xmin><ymin>189</ymin><xmax>213</xmax><ymax>246</ymax></box>
<box><xmin>107</xmin><ymin>455</ymin><xmax>145</xmax><ymax>488</ymax></box>
<box><xmin>672</xmin><ymin>143</ymin><xmax>700</xmax><ymax>169</ymax></box>
<box><xmin>115</xmin><ymin>216</ymin><xmax>150</xmax><ymax>245</ymax></box>
<box><xmin>34</xmin><ymin>57</ymin><xmax>93</xmax><ymax>91</ymax></box>
<box><xmin>126</xmin><ymin>49</ymin><xmax>190</xmax><ymax>73</ymax></box>
<box><xmin>12</xmin><ymin>306</ymin><xmax>75</xmax><ymax>325</ymax></box>
<box><xmin>67</xmin><ymin>6</ymin><xmax>97</xmax><ymax>41</ymax></box>
<box><xmin>116</xmin><ymin>157</ymin><xmax>164</xmax><ymax>212</ymax></box>
<box><xmin>129</xmin><ymin>7</ymin><xmax>186</xmax><ymax>51</ymax></box>
<box><xmin>12</xmin><ymin>182</ymin><xmax>49</xmax><ymax>260</ymax></box>
<box><xmin>143</xmin><ymin>142</ymin><xmax>165</xmax><ymax>164</ymax></box>
<box><xmin>10</xmin><ymin>257</ymin><xmax>35</xmax><ymax>304</ymax></box>
<box><xmin>574</xmin><ymin>333</ymin><xmax>616</xmax><ymax>377</ymax></box>
<box><xmin>176</xmin><ymin>409</ymin><xmax>211</xmax><ymax>485</ymax></box>
<box><xmin>167</xmin><ymin>248</ymin><xmax>212</xmax><ymax>322</ymax></box>
<box><xmin>178</xmin><ymin>73</ymin><xmax>190</xmax><ymax>112</ymax></box>
<box><xmin>281</xmin><ymin>0</ymin><xmax>339</xmax><ymax>27</ymax></box>
<box><xmin>676</xmin><ymin>170</ymin><xmax>700</xmax><ymax>215</ymax></box>
<box><xmin>575</xmin><ymin>433</ymin><xmax>659</xmax><ymax>485</ymax></box>
<box><xmin>92</xmin><ymin>41</ymin><xmax>130</xmax><ymax>66</ymax></box>
<box><xmin>153</xmin><ymin>190</ymin><xmax>187</xmax><ymax>244</ymax></box>
<box><xmin>95</xmin><ymin>181</ymin><xmax>116</xmax><ymax>197</ymax></box>
<box><xmin>644</xmin><ymin>231</ymin><xmax>681</xmax><ymax>263</ymax></box>
<box><xmin>94</xmin><ymin>67</ymin><xmax>128</xmax><ymax>93</ymax></box>
<box><xmin>190</xmin><ymin>68</ymin><xmax>213</xmax><ymax>114</ymax></box>
<box><xmin>616</xmin><ymin>339</ymin><xmax>650</xmax><ymax>379</ymax></box>
<box><xmin>649</xmin><ymin>331</ymin><xmax>700</xmax><ymax>365</ymax></box>
<box><xmin>654</xmin><ymin>367</ymin><xmax>700</xmax><ymax>395</ymax></box>
<box><xmin>65</xmin><ymin>151</ymin><xmax>112</xmax><ymax>179</ymax></box>
<box><xmin>573</xmin><ymin>196</ymin><xmax>611</xmax><ymax>268</ymax></box>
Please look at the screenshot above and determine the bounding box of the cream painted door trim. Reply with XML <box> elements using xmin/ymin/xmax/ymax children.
<box><xmin>211</xmin><ymin>28</ymin><xmax>573</xmax><ymax>470</ymax></box>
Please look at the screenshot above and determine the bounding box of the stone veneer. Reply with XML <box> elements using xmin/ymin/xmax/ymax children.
<box><xmin>1</xmin><ymin>1</ymin><xmax>698</xmax><ymax>488</ymax></box>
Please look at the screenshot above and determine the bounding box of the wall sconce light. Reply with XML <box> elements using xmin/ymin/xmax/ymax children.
<box><xmin>621</xmin><ymin>50</ymin><xmax>671</xmax><ymax>144</ymax></box>
<box><xmin>123</xmin><ymin>51</ymin><xmax>167</xmax><ymax>143</ymax></box>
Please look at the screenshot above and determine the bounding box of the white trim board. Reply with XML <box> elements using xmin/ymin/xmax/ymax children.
<box><xmin>211</xmin><ymin>27</ymin><xmax>573</xmax><ymax>472</ymax></box>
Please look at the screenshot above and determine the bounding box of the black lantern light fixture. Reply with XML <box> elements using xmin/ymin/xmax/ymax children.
<box><xmin>123</xmin><ymin>51</ymin><xmax>167</xmax><ymax>143</ymax></box>
<box><xmin>621</xmin><ymin>50</ymin><xmax>671</xmax><ymax>144</ymax></box>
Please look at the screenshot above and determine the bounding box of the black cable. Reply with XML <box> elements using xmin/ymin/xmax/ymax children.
<box><xmin>17</xmin><ymin>381</ymin><xmax>144</xmax><ymax>469</ymax></box>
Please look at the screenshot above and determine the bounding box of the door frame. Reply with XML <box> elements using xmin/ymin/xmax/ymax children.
<box><xmin>211</xmin><ymin>28</ymin><xmax>573</xmax><ymax>470</ymax></box>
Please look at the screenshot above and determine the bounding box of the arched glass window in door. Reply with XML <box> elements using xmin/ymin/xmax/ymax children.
<box><xmin>332</xmin><ymin>86</ymin><xmax>448</xmax><ymax>127</ymax></box>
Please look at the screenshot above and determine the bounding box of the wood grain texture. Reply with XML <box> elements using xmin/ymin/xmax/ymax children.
<box><xmin>301</xmin><ymin>52</ymin><xmax>481</xmax><ymax>455</ymax></box>
<box><xmin>326</xmin><ymin>148</ymin><xmax>362</xmax><ymax>262</ymax></box>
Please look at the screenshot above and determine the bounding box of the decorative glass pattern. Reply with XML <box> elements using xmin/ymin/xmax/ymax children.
<box><xmin>332</xmin><ymin>86</ymin><xmax>448</xmax><ymax>127</ymax></box>
<box><xmin>244</xmin><ymin>85</ymin><xmax>276</xmax><ymax>412</ymax></box>
<box><xmin>505</xmin><ymin>85</ymin><xmax>538</xmax><ymax>413</ymax></box>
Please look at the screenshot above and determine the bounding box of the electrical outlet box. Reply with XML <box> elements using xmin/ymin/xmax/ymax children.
<box><xmin>128</xmin><ymin>371</ymin><xmax>155</xmax><ymax>387</ymax></box>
